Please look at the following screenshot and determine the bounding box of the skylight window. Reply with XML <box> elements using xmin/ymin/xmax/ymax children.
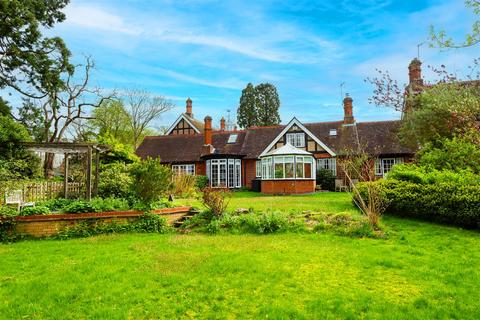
<box><xmin>329</xmin><ymin>129</ymin><xmax>337</xmax><ymax>136</ymax></box>
<box><xmin>228</xmin><ymin>134</ymin><xmax>238</xmax><ymax>143</ymax></box>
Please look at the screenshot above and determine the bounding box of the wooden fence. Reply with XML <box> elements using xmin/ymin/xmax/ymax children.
<box><xmin>21</xmin><ymin>181</ymin><xmax>85</xmax><ymax>202</ymax></box>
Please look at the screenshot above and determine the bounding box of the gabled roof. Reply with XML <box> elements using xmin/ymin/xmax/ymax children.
<box><xmin>259</xmin><ymin>117</ymin><xmax>336</xmax><ymax>157</ymax></box>
<box><xmin>165</xmin><ymin>113</ymin><xmax>205</xmax><ymax>135</ymax></box>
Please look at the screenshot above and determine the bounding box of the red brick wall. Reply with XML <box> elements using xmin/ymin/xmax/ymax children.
<box><xmin>261</xmin><ymin>180</ymin><xmax>315</xmax><ymax>195</ymax></box>
<box><xmin>243</xmin><ymin>159</ymin><xmax>258</xmax><ymax>189</ymax></box>
<box><xmin>195</xmin><ymin>162</ymin><xmax>206</xmax><ymax>176</ymax></box>
<box><xmin>6</xmin><ymin>207</ymin><xmax>192</xmax><ymax>238</ymax></box>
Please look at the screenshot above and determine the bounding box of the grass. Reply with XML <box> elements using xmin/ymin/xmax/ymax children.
<box><xmin>1</xmin><ymin>192</ymin><xmax>480</xmax><ymax>319</ymax></box>
<box><xmin>174</xmin><ymin>190</ymin><xmax>358</xmax><ymax>215</ymax></box>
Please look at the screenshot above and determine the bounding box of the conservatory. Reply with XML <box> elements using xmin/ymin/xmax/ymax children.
<box><xmin>260</xmin><ymin>143</ymin><xmax>316</xmax><ymax>194</ymax></box>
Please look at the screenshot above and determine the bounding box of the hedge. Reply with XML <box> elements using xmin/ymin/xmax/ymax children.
<box><xmin>356</xmin><ymin>179</ymin><xmax>480</xmax><ymax>228</ymax></box>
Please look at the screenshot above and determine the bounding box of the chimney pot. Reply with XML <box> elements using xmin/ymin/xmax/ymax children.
<box><xmin>186</xmin><ymin>98</ymin><xmax>193</xmax><ymax>117</ymax></box>
<box><xmin>343</xmin><ymin>94</ymin><xmax>355</xmax><ymax>125</ymax></box>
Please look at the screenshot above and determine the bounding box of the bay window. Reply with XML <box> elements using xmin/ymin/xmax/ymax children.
<box><xmin>261</xmin><ymin>155</ymin><xmax>315</xmax><ymax>180</ymax></box>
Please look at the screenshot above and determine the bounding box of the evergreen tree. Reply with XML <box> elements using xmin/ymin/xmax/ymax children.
<box><xmin>255</xmin><ymin>83</ymin><xmax>281</xmax><ymax>126</ymax></box>
<box><xmin>237</xmin><ymin>83</ymin><xmax>258</xmax><ymax>128</ymax></box>
<box><xmin>237</xmin><ymin>82</ymin><xmax>281</xmax><ymax>128</ymax></box>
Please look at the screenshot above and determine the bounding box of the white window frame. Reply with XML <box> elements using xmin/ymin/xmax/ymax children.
<box><xmin>261</xmin><ymin>155</ymin><xmax>315</xmax><ymax>180</ymax></box>
<box><xmin>206</xmin><ymin>158</ymin><xmax>241</xmax><ymax>188</ymax></box>
<box><xmin>375</xmin><ymin>158</ymin><xmax>404</xmax><ymax>177</ymax></box>
<box><xmin>317</xmin><ymin>158</ymin><xmax>336</xmax><ymax>176</ymax></box>
<box><xmin>286</xmin><ymin>132</ymin><xmax>305</xmax><ymax>148</ymax></box>
<box><xmin>256</xmin><ymin>160</ymin><xmax>262</xmax><ymax>178</ymax></box>
<box><xmin>172</xmin><ymin>164</ymin><xmax>195</xmax><ymax>175</ymax></box>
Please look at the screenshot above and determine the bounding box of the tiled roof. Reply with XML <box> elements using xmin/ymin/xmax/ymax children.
<box><xmin>184</xmin><ymin>114</ymin><xmax>205</xmax><ymax>133</ymax></box>
<box><xmin>136</xmin><ymin>131</ymin><xmax>247</xmax><ymax>163</ymax></box>
<box><xmin>136</xmin><ymin>120</ymin><xmax>415</xmax><ymax>162</ymax></box>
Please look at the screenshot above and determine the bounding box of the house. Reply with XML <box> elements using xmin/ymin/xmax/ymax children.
<box><xmin>136</xmin><ymin>63</ymin><xmax>419</xmax><ymax>194</ymax></box>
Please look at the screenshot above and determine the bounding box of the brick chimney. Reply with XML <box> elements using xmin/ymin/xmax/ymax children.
<box><xmin>343</xmin><ymin>94</ymin><xmax>355</xmax><ymax>125</ymax></box>
<box><xmin>186</xmin><ymin>98</ymin><xmax>193</xmax><ymax>117</ymax></box>
<box><xmin>343</xmin><ymin>93</ymin><xmax>355</xmax><ymax>124</ymax></box>
<box><xmin>204</xmin><ymin>116</ymin><xmax>212</xmax><ymax>145</ymax></box>
<box><xmin>220</xmin><ymin>117</ymin><xmax>226</xmax><ymax>131</ymax></box>
<box><xmin>408</xmin><ymin>58</ymin><xmax>423</xmax><ymax>86</ymax></box>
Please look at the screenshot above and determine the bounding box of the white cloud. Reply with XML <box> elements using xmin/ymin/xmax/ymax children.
<box><xmin>63</xmin><ymin>3</ymin><xmax>141</xmax><ymax>35</ymax></box>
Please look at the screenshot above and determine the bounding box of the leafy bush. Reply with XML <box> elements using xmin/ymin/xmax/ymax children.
<box><xmin>56</xmin><ymin>213</ymin><xmax>170</xmax><ymax>239</ymax></box>
<box><xmin>40</xmin><ymin>198</ymin><xmax>75</xmax><ymax>212</ymax></box>
<box><xmin>195</xmin><ymin>175</ymin><xmax>209</xmax><ymax>190</ymax></box>
<box><xmin>130</xmin><ymin>158</ymin><xmax>173</xmax><ymax>206</ymax></box>
<box><xmin>63</xmin><ymin>198</ymin><xmax>130</xmax><ymax>214</ymax></box>
<box><xmin>20</xmin><ymin>206</ymin><xmax>50</xmax><ymax>216</ymax></box>
<box><xmin>98</xmin><ymin>162</ymin><xmax>135</xmax><ymax>199</ymax></box>
<box><xmin>172</xmin><ymin>174</ymin><xmax>197</xmax><ymax>198</ymax></box>
<box><xmin>0</xmin><ymin>206</ymin><xmax>18</xmax><ymax>217</ymax></box>
<box><xmin>417</xmin><ymin>137</ymin><xmax>480</xmax><ymax>174</ymax></box>
<box><xmin>356</xmin><ymin>179</ymin><xmax>480</xmax><ymax>228</ymax></box>
<box><xmin>63</xmin><ymin>200</ymin><xmax>97</xmax><ymax>213</ymax></box>
<box><xmin>316</xmin><ymin>168</ymin><xmax>335</xmax><ymax>191</ymax></box>
<box><xmin>202</xmin><ymin>187</ymin><xmax>231</xmax><ymax>217</ymax></box>
<box><xmin>312</xmin><ymin>213</ymin><xmax>378</xmax><ymax>238</ymax></box>
<box><xmin>387</xmin><ymin>164</ymin><xmax>480</xmax><ymax>185</ymax></box>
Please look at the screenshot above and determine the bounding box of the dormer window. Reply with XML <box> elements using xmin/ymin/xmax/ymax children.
<box><xmin>329</xmin><ymin>129</ymin><xmax>337</xmax><ymax>136</ymax></box>
<box><xmin>228</xmin><ymin>134</ymin><xmax>238</xmax><ymax>143</ymax></box>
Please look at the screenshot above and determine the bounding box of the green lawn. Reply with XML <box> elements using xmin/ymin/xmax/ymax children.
<box><xmin>174</xmin><ymin>190</ymin><xmax>358</xmax><ymax>215</ymax></box>
<box><xmin>1</xmin><ymin>192</ymin><xmax>480</xmax><ymax>319</ymax></box>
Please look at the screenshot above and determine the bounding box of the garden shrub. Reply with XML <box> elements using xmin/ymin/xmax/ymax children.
<box><xmin>20</xmin><ymin>206</ymin><xmax>50</xmax><ymax>216</ymax></box>
<box><xmin>130</xmin><ymin>158</ymin><xmax>173</xmax><ymax>206</ymax></box>
<box><xmin>98</xmin><ymin>162</ymin><xmax>135</xmax><ymax>199</ymax></box>
<box><xmin>316</xmin><ymin>168</ymin><xmax>335</xmax><ymax>191</ymax></box>
<box><xmin>0</xmin><ymin>206</ymin><xmax>18</xmax><ymax>217</ymax></box>
<box><xmin>356</xmin><ymin>179</ymin><xmax>480</xmax><ymax>228</ymax></box>
<box><xmin>202</xmin><ymin>187</ymin><xmax>231</xmax><ymax>217</ymax></box>
<box><xmin>63</xmin><ymin>198</ymin><xmax>131</xmax><ymax>214</ymax></box>
<box><xmin>40</xmin><ymin>198</ymin><xmax>75</xmax><ymax>212</ymax></box>
<box><xmin>172</xmin><ymin>174</ymin><xmax>197</xmax><ymax>198</ymax></box>
<box><xmin>195</xmin><ymin>175</ymin><xmax>209</xmax><ymax>190</ymax></box>
<box><xmin>417</xmin><ymin>137</ymin><xmax>480</xmax><ymax>174</ymax></box>
<box><xmin>56</xmin><ymin>213</ymin><xmax>170</xmax><ymax>239</ymax></box>
<box><xmin>387</xmin><ymin>164</ymin><xmax>480</xmax><ymax>185</ymax></box>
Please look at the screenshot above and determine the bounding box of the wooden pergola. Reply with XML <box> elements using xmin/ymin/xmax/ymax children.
<box><xmin>22</xmin><ymin>142</ymin><xmax>109</xmax><ymax>200</ymax></box>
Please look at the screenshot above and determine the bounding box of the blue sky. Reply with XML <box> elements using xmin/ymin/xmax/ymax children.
<box><xmin>42</xmin><ymin>1</ymin><xmax>479</xmax><ymax>129</ymax></box>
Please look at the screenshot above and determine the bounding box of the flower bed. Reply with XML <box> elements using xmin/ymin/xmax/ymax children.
<box><xmin>1</xmin><ymin>206</ymin><xmax>192</xmax><ymax>238</ymax></box>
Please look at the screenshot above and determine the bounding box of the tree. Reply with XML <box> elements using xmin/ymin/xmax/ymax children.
<box><xmin>0</xmin><ymin>115</ymin><xmax>40</xmax><ymax>179</ymax></box>
<box><xmin>17</xmin><ymin>99</ymin><xmax>46</xmax><ymax>142</ymax></box>
<box><xmin>91</xmin><ymin>99</ymin><xmax>131</xmax><ymax>145</ymax></box>
<box><xmin>123</xmin><ymin>89</ymin><xmax>174</xmax><ymax>148</ymax></box>
<box><xmin>0</xmin><ymin>0</ymin><xmax>72</xmax><ymax>99</ymax></box>
<box><xmin>430</xmin><ymin>0</ymin><xmax>480</xmax><ymax>48</ymax></box>
<box><xmin>255</xmin><ymin>83</ymin><xmax>281</xmax><ymax>126</ymax></box>
<box><xmin>237</xmin><ymin>82</ymin><xmax>281</xmax><ymax>128</ymax></box>
<box><xmin>35</xmin><ymin>56</ymin><xmax>113</xmax><ymax>177</ymax></box>
<box><xmin>237</xmin><ymin>83</ymin><xmax>258</xmax><ymax>128</ymax></box>
<box><xmin>399</xmin><ymin>83</ymin><xmax>480</xmax><ymax>148</ymax></box>
<box><xmin>0</xmin><ymin>97</ymin><xmax>11</xmax><ymax>117</ymax></box>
